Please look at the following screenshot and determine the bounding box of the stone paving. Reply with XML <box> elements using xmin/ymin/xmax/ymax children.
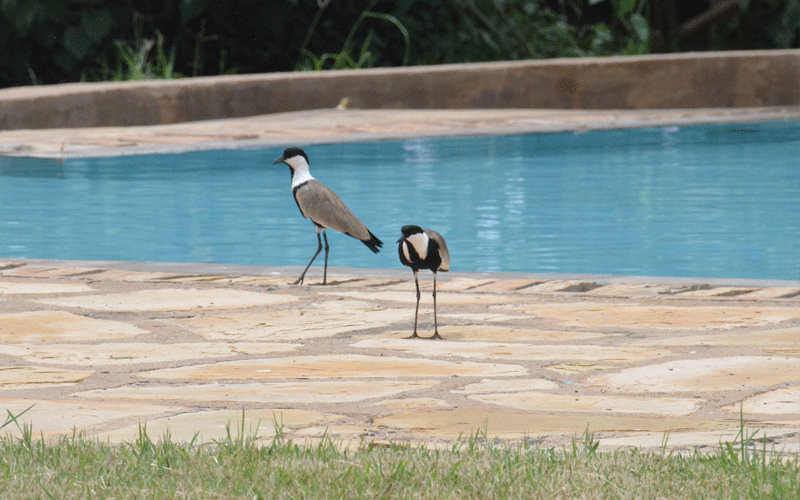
<box><xmin>0</xmin><ymin>260</ymin><xmax>797</xmax><ymax>453</ymax></box>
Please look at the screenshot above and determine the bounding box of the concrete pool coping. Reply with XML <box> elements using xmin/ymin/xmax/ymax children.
<box><xmin>1</xmin><ymin>106</ymin><xmax>798</xmax><ymax>158</ymax></box>
<box><xmin>5</xmin><ymin>259</ymin><xmax>800</xmax><ymax>289</ymax></box>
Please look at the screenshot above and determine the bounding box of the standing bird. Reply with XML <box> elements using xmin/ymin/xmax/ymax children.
<box><xmin>274</xmin><ymin>147</ymin><xmax>383</xmax><ymax>285</ymax></box>
<box><xmin>397</xmin><ymin>225</ymin><xmax>450</xmax><ymax>339</ymax></box>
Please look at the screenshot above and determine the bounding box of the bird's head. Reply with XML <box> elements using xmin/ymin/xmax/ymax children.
<box><xmin>398</xmin><ymin>225</ymin><xmax>424</xmax><ymax>243</ymax></box>
<box><xmin>273</xmin><ymin>147</ymin><xmax>310</xmax><ymax>173</ymax></box>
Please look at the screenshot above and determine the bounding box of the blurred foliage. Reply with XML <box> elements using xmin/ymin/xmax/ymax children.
<box><xmin>295</xmin><ymin>0</ymin><xmax>411</xmax><ymax>70</ymax></box>
<box><xmin>83</xmin><ymin>13</ymin><xmax>180</xmax><ymax>81</ymax></box>
<box><xmin>708</xmin><ymin>0</ymin><xmax>800</xmax><ymax>50</ymax></box>
<box><xmin>0</xmin><ymin>0</ymin><xmax>797</xmax><ymax>88</ymax></box>
<box><xmin>396</xmin><ymin>0</ymin><xmax>624</xmax><ymax>63</ymax></box>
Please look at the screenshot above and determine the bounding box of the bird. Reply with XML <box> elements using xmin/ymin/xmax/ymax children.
<box><xmin>273</xmin><ymin>147</ymin><xmax>383</xmax><ymax>285</ymax></box>
<box><xmin>397</xmin><ymin>225</ymin><xmax>450</xmax><ymax>339</ymax></box>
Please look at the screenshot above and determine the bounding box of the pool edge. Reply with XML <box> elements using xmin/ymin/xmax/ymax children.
<box><xmin>4</xmin><ymin>258</ymin><xmax>798</xmax><ymax>289</ymax></box>
<box><xmin>1</xmin><ymin>106</ymin><xmax>798</xmax><ymax>159</ymax></box>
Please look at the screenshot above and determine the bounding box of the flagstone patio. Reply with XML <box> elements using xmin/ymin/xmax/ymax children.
<box><xmin>0</xmin><ymin>260</ymin><xmax>797</xmax><ymax>454</ymax></box>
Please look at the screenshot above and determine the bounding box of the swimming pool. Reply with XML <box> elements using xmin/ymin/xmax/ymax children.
<box><xmin>1</xmin><ymin>119</ymin><xmax>798</xmax><ymax>280</ymax></box>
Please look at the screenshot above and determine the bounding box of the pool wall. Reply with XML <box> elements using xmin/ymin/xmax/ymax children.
<box><xmin>1</xmin><ymin>49</ymin><xmax>798</xmax><ymax>130</ymax></box>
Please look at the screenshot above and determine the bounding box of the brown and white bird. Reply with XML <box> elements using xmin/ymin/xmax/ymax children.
<box><xmin>397</xmin><ymin>225</ymin><xmax>450</xmax><ymax>339</ymax></box>
<box><xmin>274</xmin><ymin>147</ymin><xmax>383</xmax><ymax>285</ymax></box>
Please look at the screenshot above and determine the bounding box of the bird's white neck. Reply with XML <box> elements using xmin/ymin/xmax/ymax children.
<box><xmin>287</xmin><ymin>156</ymin><xmax>315</xmax><ymax>188</ymax></box>
<box><xmin>292</xmin><ymin>169</ymin><xmax>314</xmax><ymax>188</ymax></box>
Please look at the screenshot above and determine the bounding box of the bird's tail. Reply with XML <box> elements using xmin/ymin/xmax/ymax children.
<box><xmin>362</xmin><ymin>230</ymin><xmax>383</xmax><ymax>253</ymax></box>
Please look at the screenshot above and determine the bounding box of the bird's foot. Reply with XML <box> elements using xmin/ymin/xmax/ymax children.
<box><xmin>406</xmin><ymin>332</ymin><xmax>443</xmax><ymax>340</ymax></box>
<box><xmin>292</xmin><ymin>277</ymin><xmax>305</xmax><ymax>286</ymax></box>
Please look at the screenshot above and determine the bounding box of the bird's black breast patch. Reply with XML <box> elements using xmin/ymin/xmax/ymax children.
<box><xmin>398</xmin><ymin>239</ymin><xmax>421</xmax><ymax>269</ymax></box>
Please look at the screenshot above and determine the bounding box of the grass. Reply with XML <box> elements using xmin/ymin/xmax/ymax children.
<box><xmin>0</xmin><ymin>410</ymin><xmax>797</xmax><ymax>499</ymax></box>
<box><xmin>295</xmin><ymin>0</ymin><xmax>410</xmax><ymax>71</ymax></box>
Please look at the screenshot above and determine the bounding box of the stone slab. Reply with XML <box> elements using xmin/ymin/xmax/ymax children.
<box><xmin>679</xmin><ymin>287</ymin><xmax>756</xmax><ymax>297</ymax></box>
<box><xmin>118</xmin><ymin>271</ymin><xmax>197</xmax><ymax>282</ymax></box>
<box><xmin>94</xmin><ymin>408</ymin><xmax>341</xmax><ymax>444</ymax></box>
<box><xmin>588</xmin><ymin>357</ymin><xmax>800</xmax><ymax>393</ymax></box>
<box><xmin>0</xmin><ymin>398</ymin><xmax>179</xmax><ymax>439</ymax></box>
<box><xmin>599</xmin><ymin>428</ymin><xmax>799</xmax><ymax>450</ymax></box>
<box><xmin>226</xmin><ymin>276</ymin><xmax>300</xmax><ymax>285</ymax></box>
<box><xmin>586</xmin><ymin>282</ymin><xmax>700</xmax><ymax>297</ymax></box>
<box><xmin>36</xmin><ymin>288</ymin><xmax>298</xmax><ymax>311</ymax></box>
<box><xmin>373</xmin><ymin>398</ymin><xmax>453</xmax><ymax>410</ymax></box>
<box><xmin>546</xmin><ymin>362</ymin><xmax>617</xmax><ymax>374</ymax></box>
<box><xmin>725</xmin><ymin>387</ymin><xmax>800</xmax><ymax>416</ymax></box>
<box><xmin>438</xmin><ymin>313</ymin><xmax>536</xmax><ymax>323</ymax></box>
<box><xmin>0</xmin><ymin>310</ymin><xmax>147</xmax><ymax>342</ymax></box>
<box><xmin>172</xmin><ymin>300</ymin><xmax>410</xmax><ymax>341</ymax></box>
<box><xmin>632</xmin><ymin>328</ymin><xmax>800</xmax><ymax>347</ymax></box>
<box><xmin>290</xmin><ymin>424</ymin><xmax>378</xmax><ymax>447</ymax></box>
<box><xmin>374</xmin><ymin>409</ymin><xmax>734</xmax><ymax>439</ymax></box>
<box><xmin>519</xmin><ymin>280</ymin><xmax>601</xmax><ymax>293</ymax></box>
<box><xmin>468</xmin><ymin>392</ymin><xmax>701</xmax><ymax>416</ymax></box>
<box><xmin>0</xmin><ymin>342</ymin><xmax>300</xmax><ymax>366</ymax></box>
<box><xmin>513</xmin><ymin>303</ymin><xmax>800</xmax><ymax>330</ymax></box>
<box><xmin>77</xmin><ymin>380</ymin><xmax>441</xmax><ymax>404</ymax></box>
<box><xmin>353</xmin><ymin>338</ymin><xmax>669</xmax><ymax>362</ymax></box>
<box><xmin>409</xmin><ymin>324</ymin><xmax>604</xmax><ymax>342</ymax></box>
<box><xmin>324</xmin><ymin>290</ymin><xmax>528</xmax><ymax>305</ymax></box>
<box><xmin>454</xmin><ymin>378</ymin><xmax>560</xmax><ymax>394</ymax></box>
<box><xmin>0</xmin><ymin>266</ymin><xmax>99</xmax><ymax>278</ymax></box>
<box><xmin>740</xmin><ymin>288</ymin><xmax>800</xmax><ymax>299</ymax></box>
<box><xmin>0</xmin><ymin>281</ymin><xmax>94</xmax><ymax>294</ymax></box>
<box><xmin>140</xmin><ymin>354</ymin><xmax>528</xmax><ymax>380</ymax></box>
<box><xmin>435</xmin><ymin>278</ymin><xmax>497</xmax><ymax>292</ymax></box>
<box><xmin>0</xmin><ymin>366</ymin><xmax>94</xmax><ymax>388</ymax></box>
<box><xmin>467</xmin><ymin>279</ymin><xmax>544</xmax><ymax>292</ymax></box>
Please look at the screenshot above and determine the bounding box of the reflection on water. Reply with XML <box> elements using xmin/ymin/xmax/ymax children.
<box><xmin>1</xmin><ymin>120</ymin><xmax>798</xmax><ymax>280</ymax></box>
<box><xmin>0</xmin><ymin>157</ymin><xmax>64</xmax><ymax>178</ymax></box>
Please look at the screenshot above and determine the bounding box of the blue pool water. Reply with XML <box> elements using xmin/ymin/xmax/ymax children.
<box><xmin>1</xmin><ymin>120</ymin><xmax>798</xmax><ymax>280</ymax></box>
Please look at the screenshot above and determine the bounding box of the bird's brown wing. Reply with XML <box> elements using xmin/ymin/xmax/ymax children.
<box><xmin>295</xmin><ymin>179</ymin><xmax>372</xmax><ymax>242</ymax></box>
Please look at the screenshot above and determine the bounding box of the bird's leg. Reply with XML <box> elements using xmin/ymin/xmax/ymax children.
<box><xmin>429</xmin><ymin>271</ymin><xmax>443</xmax><ymax>340</ymax></box>
<box><xmin>294</xmin><ymin>228</ymin><xmax>323</xmax><ymax>285</ymax></box>
<box><xmin>322</xmin><ymin>230</ymin><xmax>330</xmax><ymax>285</ymax></box>
<box><xmin>407</xmin><ymin>270</ymin><xmax>421</xmax><ymax>339</ymax></box>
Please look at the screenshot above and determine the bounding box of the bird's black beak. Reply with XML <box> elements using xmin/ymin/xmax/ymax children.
<box><xmin>396</xmin><ymin>237</ymin><xmax>404</xmax><ymax>244</ymax></box>
<box><xmin>273</xmin><ymin>157</ymin><xmax>284</xmax><ymax>165</ymax></box>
